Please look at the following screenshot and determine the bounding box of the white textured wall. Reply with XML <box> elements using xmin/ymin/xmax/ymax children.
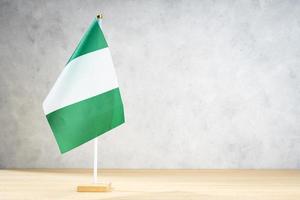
<box><xmin>0</xmin><ymin>0</ymin><xmax>300</xmax><ymax>168</ymax></box>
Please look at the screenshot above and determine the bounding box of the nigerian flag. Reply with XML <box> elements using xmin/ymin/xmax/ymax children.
<box><xmin>43</xmin><ymin>18</ymin><xmax>125</xmax><ymax>153</ymax></box>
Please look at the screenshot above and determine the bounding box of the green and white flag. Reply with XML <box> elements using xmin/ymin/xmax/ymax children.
<box><xmin>43</xmin><ymin>18</ymin><xmax>125</xmax><ymax>153</ymax></box>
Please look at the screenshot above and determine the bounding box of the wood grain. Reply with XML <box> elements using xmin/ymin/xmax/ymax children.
<box><xmin>0</xmin><ymin>169</ymin><xmax>300</xmax><ymax>199</ymax></box>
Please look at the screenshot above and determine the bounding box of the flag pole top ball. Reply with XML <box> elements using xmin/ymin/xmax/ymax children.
<box><xmin>97</xmin><ymin>14</ymin><xmax>103</xmax><ymax>19</ymax></box>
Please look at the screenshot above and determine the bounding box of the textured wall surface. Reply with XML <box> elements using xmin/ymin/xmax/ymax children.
<box><xmin>0</xmin><ymin>0</ymin><xmax>300</xmax><ymax>168</ymax></box>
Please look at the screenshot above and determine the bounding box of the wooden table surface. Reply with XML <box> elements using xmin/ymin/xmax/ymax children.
<box><xmin>0</xmin><ymin>169</ymin><xmax>300</xmax><ymax>200</ymax></box>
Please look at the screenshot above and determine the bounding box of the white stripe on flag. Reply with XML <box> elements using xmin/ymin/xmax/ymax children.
<box><xmin>43</xmin><ymin>48</ymin><xmax>118</xmax><ymax>115</ymax></box>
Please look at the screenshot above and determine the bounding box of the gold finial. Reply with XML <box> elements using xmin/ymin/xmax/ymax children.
<box><xmin>96</xmin><ymin>14</ymin><xmax>103</xmax><ymax>19</ymax></box>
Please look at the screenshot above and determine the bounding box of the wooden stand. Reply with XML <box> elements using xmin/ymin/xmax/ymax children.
<box><xmin>77</xmin><ymin>183</ymin><xmax>111</xmax><ymax>192</ymax></box>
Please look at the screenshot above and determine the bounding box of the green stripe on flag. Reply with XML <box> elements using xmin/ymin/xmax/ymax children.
<box><xmin>46</xmin><ymin>88</ymin><xmax>124</xmax><ymax>153</ymax></box>
<box><xmin>67</xmin><ymin>18</ymin><xmax>108</xmax><ymax>64</ymax></box>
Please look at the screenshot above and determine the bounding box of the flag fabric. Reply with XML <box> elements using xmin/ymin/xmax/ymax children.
<box><xmin>43</xmin><ymin>18</ymin><xmax>125</xmax><ymax>153</ymax></box>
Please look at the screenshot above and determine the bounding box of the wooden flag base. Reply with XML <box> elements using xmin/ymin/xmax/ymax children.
<box><xmin>77</xmin><ymin>183</ymin><xmax>111</xmax><ymax>192</ymax></box>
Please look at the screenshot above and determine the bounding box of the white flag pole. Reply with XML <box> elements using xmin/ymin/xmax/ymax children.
<box><xmin>78</xmin><ymin>13</ymin><xmax>111</xmax><ymax>192</ymax></box>
<box><xmin>93</xmin><ymin>137</ymin><xmax>98</xmax><ymax>184</ymax></box>
<box><xmin>93</xmin><ymin>13</ymin><xmax>102</xmax><ymax>185</ymax></box>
